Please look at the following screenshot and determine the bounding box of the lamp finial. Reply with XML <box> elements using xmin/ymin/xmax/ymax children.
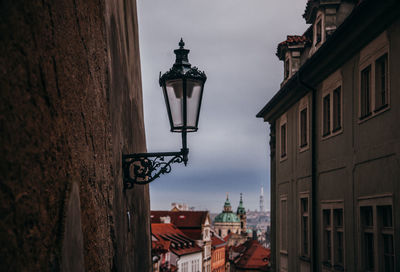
<box><xmin>179</xmin><ymin>38</ymin><xmax>185</xmax><ymax>49</ymax></box>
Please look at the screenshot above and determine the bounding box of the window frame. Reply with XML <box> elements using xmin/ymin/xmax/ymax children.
<box><xmin>321</xmin><ymin>80</ymin><xmax>343</xmax><ymax>140</ymax></box>
<box><xmin>358</xmin><ymin>33</ymin><xmax>390</xmax><ymax>123</ymax></box>
<box><xmin>299</xmin><ymin>193</ymin><xmax>310</xmax><ymax>259</ymax></box>
<box><xmin>298</xmin><ymin>96</ymin><xmax>310</xmax><ymax>152</ymax></box>
<box><xmin>280</xmin><ymin>194</ymin><xmax>288</xmax><ymax>254</ymax></box>
<box><xmin>358</xmin><ymin>194</ymin><xmax>395</xmax><ymax>272</ymax></box>
<box><xmin>321</xmin><ymin>201</ymin><xmax>345</xmax><ymax>271</ymax></box>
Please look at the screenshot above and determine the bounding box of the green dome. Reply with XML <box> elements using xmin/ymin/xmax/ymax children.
<box><xmin>215</xmin><ymin>194</ymin><xmax>240</xmax><ymax>223</ymax></box>
<box><xmin>214</xmin><ymin>212</ymin><xmax>240</xmax><ymax>223</ymax></box>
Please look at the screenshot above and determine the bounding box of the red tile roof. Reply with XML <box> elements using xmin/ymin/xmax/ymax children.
<box><xmin>152</xmin><ymin>223</ymin><xmax>202</xmax><ymax>257</ymax></box>
<box><xmin>276</xmin><ymin>35</ymin><xmax>311</xmax><ymax>60</ymax></box>
<box><xmin>151</xmin><ymin>211</ymin><xmax>209</xmax><ymax>228</ymax></box>
<box><xmin>233</xmin><ymin>240</ymin><xmax>270</xmax><ymax>271</ymax></box>
<box><xmin>211</xmin><ymin>234</ymin><xmax>226</xmax><ymax>248</ymax></box>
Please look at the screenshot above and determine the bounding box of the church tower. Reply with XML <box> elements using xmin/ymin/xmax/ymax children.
<box><xmin>236</xmin><ymin>193</ymin><xmax>247</xmax><ymax>233</ymax></box>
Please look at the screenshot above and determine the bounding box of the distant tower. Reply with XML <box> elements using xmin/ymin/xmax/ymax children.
<box><xmin>236</xmin><ymin>193</ymin><xmax>247</xmax><ymax>233</ymax></box>
<box><xmin>259</xmin><ymin>187</ymin><xmax>265</xmax><ymax>213</ymax></box>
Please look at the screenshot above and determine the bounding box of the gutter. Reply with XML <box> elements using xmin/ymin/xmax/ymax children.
<box><xmin>297</xmin><ymin>74</ymin><xmax>317</xmax><ymax>272</ymax></box>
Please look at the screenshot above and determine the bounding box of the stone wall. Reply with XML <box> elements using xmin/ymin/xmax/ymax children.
<box><xmin>0</xmin><ymin>0</ymin><xmax>151</xmax><ymax>271</ymax></box>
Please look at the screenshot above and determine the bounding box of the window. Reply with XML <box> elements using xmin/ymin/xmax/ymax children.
<box><xmin>360</xmin><ymin>200</ymin><xmax>395</xmax><ymax>272</ymax></box>
<box><xmin>359</xmin><ymin>32</ymin><xmax>390</xmax><ymax>121</ymax></box>
<box><xmin>316</xmin><ymin>20</ymin><xmax>322</xmax><ymax>44</ymax></box>
<box><xmin>280</xmin><ymin>114</ymin><xmax>287</xmax><ymax>160</ymax></box>
<box><xmin>280</xmin><ymin>195</ymin><xmax>288</xmax><ymax>253</ymax></box>
<box><xmin>375</xmin><ymin>54</ymin><xmax>388</xmax><ymax>110</ymax></box>
<box><xmin>323</xmin><ymin>94</ymin><xmax>330</xmax><ymax>136</ymax></box>
<box><xmin>300</xmin><ymin>196</ymin><xmax>309</xmax><ymax>257</ymax></box>
<box><xmin>298</xmin><ymin>96</ymin><xmax>309</xmax><ymax>150</ymax></box>
<box><xmin>361</xmin><ymin>66</ymin><xmax>371</xmax><ymax>118</ymax></box>
<box><xmin>300</xmin><ymin>109</ymin><xmax>307</xmax><ymax>147</ymax></box>
<box><xmin>281</xmin><ymin>123</ymin><xmax>287</xmax><ymax>158</ymax></box>
<box><xmin>322</xmin><ymin>85</ymin><xmax>342</xmax><ymax>138</ymax></box>
<box><xmin>285</xmin><ymin>58</ymin><xmax>290</xmax><ymax>79</ymax></box>
<box><xmin>322</xmin><ymin>203</ymin><xmax>344</xmax><ymax>270</ymax></box>
<box><xmin>333</xmin><ymin>87</ymin><xmax>341</xmax><ymax>131</ymax></box>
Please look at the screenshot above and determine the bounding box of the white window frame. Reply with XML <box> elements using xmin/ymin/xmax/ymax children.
<box><xmin>298</xmin><ymin>96</ymin><xmax>310</xmax><ymax>152</ymax></box>
<box><xmin>314</xmin><ymin>12</ymin><xmax>325</xmax><ymax>48</ymax></box>
<box><xmin>358</xmin><ymin>194</ymin><xmax>395</xmax><ymax>272</ymax></box>
<box><xmin>321</xmin><ymin>201</ymin><xmax>345</xmax><ymax>271</ymax></box>
<box><xmin>279</xmin><ymin>114</ymin><xmax>288</xmax><ymax>161</ymax></box>
<box><xmin>321</xmin><ymin>71</ymin><xmax>343</xmax><ymax>140</ymax></box>
<box><xmin>280</xmin><ymin>194</ymin><xmax>288</xmax><ymax>254</ymax></box>
<box><xmin>299</xmin><ymin>192</ymin><xmax>310</xmax><ymax>259</ymax></box>
<box><xmin>358</xmin><ymin>32</ymin><xmax>390</xmax><ymax>123</ymax></box>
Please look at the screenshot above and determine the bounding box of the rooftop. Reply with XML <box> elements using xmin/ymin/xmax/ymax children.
<box><xmin>151</xmin><ymin>223</ymin><xmax>202</xmax><ymax>257</ymax></box>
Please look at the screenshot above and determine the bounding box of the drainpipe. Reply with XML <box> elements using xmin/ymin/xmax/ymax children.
<box><xmin>297</xmin><ymin>73</ymin><xmax>317</xmax><ymax>272</ymax></box>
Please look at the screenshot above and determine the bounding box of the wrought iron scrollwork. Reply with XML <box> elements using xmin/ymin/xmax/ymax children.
<box><xmin>122</xmin><ymin>151</ymin><xmax>186</xmax><ymax>189</ymax></box>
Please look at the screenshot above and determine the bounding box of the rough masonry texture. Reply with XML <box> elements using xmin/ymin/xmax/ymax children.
<box><xmin>0</xmin><ymin>0</ymin><xmax>151</xmax><ymax>271</ymax></box>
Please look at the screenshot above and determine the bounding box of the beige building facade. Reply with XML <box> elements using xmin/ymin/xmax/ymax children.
<box><xmin>257</xmin><ymin>0</ymin><xmax>400</xmax><ymax>271</ymax></box>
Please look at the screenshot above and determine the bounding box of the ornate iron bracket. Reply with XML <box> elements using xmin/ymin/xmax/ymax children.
<box><xmin>122</xmin><ymin>149</ymin><xmax>188</xmax><ymax>189</ymax></box>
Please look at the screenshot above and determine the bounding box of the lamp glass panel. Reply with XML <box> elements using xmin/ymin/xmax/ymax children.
<box><xmin>165</xmin><ymin>79</ymin><xmax>184</xmax><ymax>129</ymax></box>
<box><xmin>186</xmin><ymin>79</ymin><xmax>203</xmax><ymax>131</ymax></box>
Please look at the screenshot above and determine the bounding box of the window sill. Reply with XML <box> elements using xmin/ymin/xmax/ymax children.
<box><xmin>374</xmin><ymin>103</ymin><xmax>388</xmax><ymax>112</ymax></box>
<box><xmin>299</xmin><ymin>144</ymin><xmax>310</xmax><ymax>153</ymax></box>
<box><xmin>321</xmin><ymin>128</ymin><xmax>343</xmax><ymax>141</ymax></box>
<box><xmin>322</xmin><ymin>261</ymin><xmax>332</xmax><ymax>268</ymax></box>
<box><xmin>299</xmin><ymin>256</ymin><xmax>310</xmax><ymax>262</ymax></box>
<box><xmin>279</xmin><ymin>154</ymin><xmax>288</xmax><ymax>163</ymax></box>
<box><xmin>358</xmin><ymin>105</ymin><xmax>390</xmax><ymax>124</ymax></box>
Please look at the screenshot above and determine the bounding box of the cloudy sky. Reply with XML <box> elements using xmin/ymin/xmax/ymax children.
<box><xmin>137</xmin><ymin>0</ymin><xmax>308</xmax><ymax>213</ymax></box>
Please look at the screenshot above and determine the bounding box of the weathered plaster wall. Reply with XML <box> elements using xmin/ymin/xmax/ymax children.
<box><xmin>0</xmin><ymin>0</ymin><xmax>150</xmax><ymax>271</ymax></box>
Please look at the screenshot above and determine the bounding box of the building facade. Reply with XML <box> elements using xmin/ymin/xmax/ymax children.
<box><xmin>1</xmin><ymin>0</ymin><xmax>151</xmax><ymax>271</ymax></box>
<box><xmin>151</xmin><ymin>211</ymin><xmax>212</xmax><ymax>272</ymax></box>
<box><xmin>257</xmin><ymin>0</ymin><xmax>400</xmax><ymax>271</ymax></box>
<box><xmin>211</xmin><ymin>233</ymin><xmax>227</xmax><ymax>272</ymax></box>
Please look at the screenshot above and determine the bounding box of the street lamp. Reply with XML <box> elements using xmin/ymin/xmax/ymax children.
<box><xmin>122</xmin><ymin>39</ymin><xmax>207</xmax><ymax>189</ymax></box>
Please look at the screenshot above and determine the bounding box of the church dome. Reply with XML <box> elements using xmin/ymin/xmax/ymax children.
<box><xmin>214</xmin><ymin>211</ymin><xmax>240</xmax><ymax>223</ymax></box>
<box><xmin>214</xmin><ymin>194</ymin><xmax>240</xmax><ymax>223</ymax></box>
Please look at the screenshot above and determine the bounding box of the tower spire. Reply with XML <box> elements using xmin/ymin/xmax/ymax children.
<box><xmin>259</xmin><ymin>186</ymin><xmax>265</xmax><ymax>212</ymax></box>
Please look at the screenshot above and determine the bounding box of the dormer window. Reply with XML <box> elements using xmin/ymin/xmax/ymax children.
<box><xmin>316</xmin><ymin>20</ymin><xmax>322</xmax><ymax>44</ymax></box>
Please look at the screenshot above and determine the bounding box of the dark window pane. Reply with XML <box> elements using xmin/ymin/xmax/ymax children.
<box><xmin>333</xmin><ymin>87</ymin><xmax>341</xmax><ymax>131</ymax></box>
<box><xmin>323</xmin><ymin>209</ymin><xmax>331</xmax><ymax>227</ymax></box>
<box><xmin>300</xmin><ymin>108</ymin><xmax>308</xmax><ymax>147</ymax></box>
<box><xmin>361</xmin><ymin>206</ymin><xmax>373</xmax><ymax>227</ymax></box>
<box><xmin>375</xmin><ymin>54</ymin><xmax>388</xmax><ymax>110</ymax></box>
<box><xmin>336</xmin><ymin>232</ymin><xmax>344</xmax><ymax>265</ymax></box>
<box><xmin>334</xmin><ymin>209</ymin><xmax>343</xmax><ymax>227</ymax></box>
<box><xmin>323</xmin><ymin>94</ymin><xmax>331</xmax><ymax>136</ymax></box>
<box><xmin>325</xmin><ymin>230</ymin><xmax>331</xmax><ymax>262</ymax></box>
<box><xmin>281</xmin><ymin>123</ymin><xmax>287</xmax><ymax>157</ymax></box>
<box><xmin>379</xmin><ymin>205</ymin><xmax>392</xmax><ymax>228</ymax></box>
<box><xmin>364</xmin><ymin>233</ymin><xmax>374</xmax><ymax>270</ymax></box>
<box><xmin>316</xmin><ymin>21</ymin><xmax>322</xmax><ymax>44</ymax></box>
<box><xmin>285</xmin><ymin>59</ymin><xmax>290</xmax><ymax>79</ymax></box>
<box><xmin>361</xmin><ymin>66</ymin><xmax>371</xmax><ymax>118</ymax></box>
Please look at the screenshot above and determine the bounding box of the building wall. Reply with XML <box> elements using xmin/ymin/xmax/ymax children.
<box><xmin>214</xmin><ymin>222</ymin><xmax>242</xmax><ymax>238</ymax></box>
<box><xmin>273</xmin><ymin>19</ymin><xmax>400</xmax><ymax>272</ymax></box>
<box><xmin>0</xmin><ymin>0</ymin><xmax>151</xmax><ymax>271</ymax></box>
<box><xmin>211</xmin><ymin>246</ymin><xmax>226</xmax><ymax>272</ymax></box>
<box><xmin>179</xmin><ymin>252</ymin><xmax>203</xmax><ymax>272</ymax></box>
